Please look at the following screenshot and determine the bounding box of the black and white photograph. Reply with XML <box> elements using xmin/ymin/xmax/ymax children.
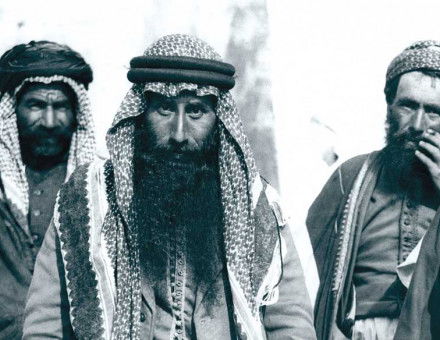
<box><xmin>0</xmin><ymin>0</ymin><xmax>440</xmax><ymax>339</ymax></box>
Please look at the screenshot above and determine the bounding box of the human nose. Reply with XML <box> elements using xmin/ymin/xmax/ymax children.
<box><xmin>41</xmin><ymin>106</ymin><xmax>56</xmax><ymax>128</ymax></box>
<box><xmin>169</xmin><ymin>111</ymin><xmax>188</xmax><ymax>146</ymax></box>
<box><xmin>411</xmin><ymin>109</ymin><xmax>427</xmax><ymax>132</ymax></box>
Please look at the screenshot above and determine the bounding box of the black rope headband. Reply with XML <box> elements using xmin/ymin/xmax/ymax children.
<box><xmin>127</xmin><ymin>55</ymin><xmax>236</xmax><ymax>90</ymax></box>
<box><xmin>0</xmin><ymin>40</ymin><xmax>93</xmax><ymax>93</ymax></box>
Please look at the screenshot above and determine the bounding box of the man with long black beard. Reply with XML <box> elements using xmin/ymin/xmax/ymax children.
<box><xmin>0</xmin><ymin>41</ymin><xmax>96</xmax><ymax>340</ymax></box>
<box><xmin>132</xmin><ymin>92</ymin><xmax>224</xmax><ymax>310</ymax></box>
<box><xmin>22</xmin><ymin>34</ymin><xmax>316</xmax><ymax>340</ymax></box>
<box><xmin>307</xmin><ymin>40</ymin><xmax>440</xmax><ymax>340</ymax></box>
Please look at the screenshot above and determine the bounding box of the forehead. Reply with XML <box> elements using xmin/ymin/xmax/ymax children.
<box><xmin>18</xmin><ymin>83</ymin><xmax>73</xmax><ymax>102</ymax></box>
<box><xmin>395</xmin><ymin>71</ymin><xmax>440</xmax><ymax>104</ymax></box>
<box><xmin>147</xmin><ymin>91</ymin><xmax>217</xmax><ymax>106</ymax></box>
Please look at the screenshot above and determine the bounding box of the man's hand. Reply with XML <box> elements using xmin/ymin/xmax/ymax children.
<box><xmin>416</xmin><ymin>129</ymin><xmax>440</xmax><ymax>191</ymax></box>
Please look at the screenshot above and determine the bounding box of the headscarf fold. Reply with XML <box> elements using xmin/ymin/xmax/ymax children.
<box><xmin>104</xmin><ymin>34</ymin><xmax>261</xmax><ymax>339</ymax></box>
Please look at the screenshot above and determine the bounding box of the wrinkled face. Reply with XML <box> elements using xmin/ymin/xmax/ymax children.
<box><xmin>387</xmin><ymin>71</ymin><xmax>440</xmax><ymax>149</ymax></box>
<box><xmin>15</xmin><ymin>83</ymin><xmax>77</xmax><ymax>162</ymax></box>
<box><xmin>142</xmin><ymin>91</ymin><xmax>217</xmax><ymax>160</ymax></box>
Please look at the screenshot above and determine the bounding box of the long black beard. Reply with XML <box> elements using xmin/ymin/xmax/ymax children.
<box><xmin>132</xmin><ymin>126</ymin><xmax>224</xmax><ymax>305</ymax></box>
<box><xmin>383</xmin><ymin>115</ymin><xmax>436</xmax><ymax>200</ymax></box>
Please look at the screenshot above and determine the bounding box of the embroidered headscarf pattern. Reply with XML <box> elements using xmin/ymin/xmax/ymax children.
<box><xmin>386</xmin><ymin>40</ymin><xmax>440</xmax><ymax>83</ymax></box>
<box><xmin>0</xmin><ymin>75</ymin><xmax>96</xmax><ymax>228</ymax></box>
<box><xmin>104</xmin><ymin>34</ymin><xmax>260</xmax><ymax>339</ymax></box>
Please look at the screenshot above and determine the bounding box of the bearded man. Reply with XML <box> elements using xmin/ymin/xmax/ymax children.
<box><xmin>0</xmin><ymin>41</ymin><xmax>96</xmax><ymax>339</ymax></box>
<box><xmin>307</xmin><ymin>40</ymin><xmax>440</xmax><ymax>340</ymax></box>
<box><xmin>22</xmin><ymin>34</ymin><xmax>316</xmax><ymax>340</ymax></box>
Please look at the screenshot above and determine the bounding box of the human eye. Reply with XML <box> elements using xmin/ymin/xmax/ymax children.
<box><xmin>426</xmin><ymin>106</ymin><xmax>440</xmax><ymax>118</ymax></box>
<box><xmin>54</xmin><ymin>102</ymin><xmax>71</xmax><ymax>112</ymax></box>
<box><xmin>27</xmin><ymin>100</ymin><xmax>45</xmax><ymax>111</ymax></box>
<box><xmin>398</xmin><ymin>99</ymin><xmax>418</xmax><ymax>111</ymax></box>
<box><xmin>157</xmin><ymin>102</ymin><xmax>174</xmax><ymax>116</ymax></box>
<box><xmin>186</xmin><ymin>104</ymin><xmax>206</xmax><ymax>119</ymax></box>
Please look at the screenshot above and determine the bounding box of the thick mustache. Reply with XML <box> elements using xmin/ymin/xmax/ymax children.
<box><xmin>391</xmin><ymin>129</ymin><xmax>423</xmax><ymax>144</ymax></box>
<box><xmin>142</xmin><ymin>145</ymin><xmax>206</xmax><ymax>161</ymax></box>
<box><xmin>24</xmin><ymin>127</ymin><xmax>69</xmax><ymax>138</ymax></box>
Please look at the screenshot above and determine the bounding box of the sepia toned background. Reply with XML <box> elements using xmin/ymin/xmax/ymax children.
<box><xmin>1</xmin><ymin>0</ymin><xmax>440</xmax><ymax>228</ymax></box>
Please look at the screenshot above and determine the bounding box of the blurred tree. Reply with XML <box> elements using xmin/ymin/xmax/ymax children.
<box><xmin>225</xmin><ymin>0</ymin><xmax>278</xmax><ymax>188</ymax></box>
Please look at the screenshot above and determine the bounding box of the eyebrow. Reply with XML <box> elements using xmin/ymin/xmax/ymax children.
<box><xmin>23</xmin><ymin>98</ymin><xmax>73</xmax><ymax>110</ymax></box>
<box><xmin>396</xmin><ymin>97</ymin><xmax>440</xmax><ymax>111</ymax></box>
<box><xmin>25</xmin><ymin>96</ymin><xmax>70</xmax><ymax>103</ymax></box>
<box><xmin>425</xmin><ymin>103</ymin><xmax>440</xmax><ymax>112</ymax></box>
<box><xmin>395</xmin><ymin>97</ymin><xmax>418</xmax><ymax>105</ymax></box>
<box><xmin>24</xmin><ymin>98</ymin><xmax>45</xmax><ymax>103</ymax></box>
<box><xmin>186</xmin><ymin>100</ymin><xmax>211</xmax><ymax>108</ymax></box>
<box><xmin>157</xmin><ymin>98</ymin><xmax>175</xmax><ymax>107</ymax></box>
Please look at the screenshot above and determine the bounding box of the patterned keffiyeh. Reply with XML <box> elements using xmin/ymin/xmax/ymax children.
<box><xmin>104</xmin><ymin>34</ymin><xmax>262</xmax><ymax>339</ymax></box>
<box><xmin>0</xmin><ymin>75</ymin><xmax>96</xmax><ymax>229</ymax></box>
<box><xmin>0</xmin><ymin>41</ymin><xmax>96</xmax><ymax>230</ymax></box>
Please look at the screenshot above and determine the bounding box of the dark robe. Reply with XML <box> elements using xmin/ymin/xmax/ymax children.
<box><xmin>307</xmin><ymin>153</ymin><xmax>370</xmax><ymax>340</ymax></box>
<box><xmin>393</xmin><ymin>210</ymin><xmax>440</xmax><ymax>340</ymax></box>
<box><xmin>0</xmin><ymin>183</ymin><xmax>34</xmax><ymax>340</ymax></box>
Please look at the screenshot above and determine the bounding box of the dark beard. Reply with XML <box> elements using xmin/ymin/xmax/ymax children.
<box><xmin>18</xmin><ymin>126</ymin><xmax>73</xmax><ymax>170</ymax></box>
<box><xmin>132</xmin><ymin>124</ymin><xmax>224</xmax><ymax>305</ymax></box>
<box><xmin>383</xmin><ymin>115</ymin><xmax>435</xmax><ymax>199</ymax></box>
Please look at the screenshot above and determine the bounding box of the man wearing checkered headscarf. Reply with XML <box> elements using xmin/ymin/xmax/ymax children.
<box><xmin>22</xmin><ymin>34</ymin><xmax>316</xmax><ymax>340</ymax></box>
<box><xmin>0</xmin><ymin>40</ymin><xmax>96</xmax><ymax>340</ymax></box>
<box><xmin>308</xmin><ymin>40</ymin><xmax>440</xmax><ymax>340</ymax></box>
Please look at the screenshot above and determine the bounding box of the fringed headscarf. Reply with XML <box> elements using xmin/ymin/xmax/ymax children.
<box><xmin>104</xmin><ymin>34</ymin><xmax>262</xmax><ymax>339</ymax></box>
<box><xmin>0</xmin><ymin>41</ymin><xmax>96</xmax><ymax>229</ymax></box>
